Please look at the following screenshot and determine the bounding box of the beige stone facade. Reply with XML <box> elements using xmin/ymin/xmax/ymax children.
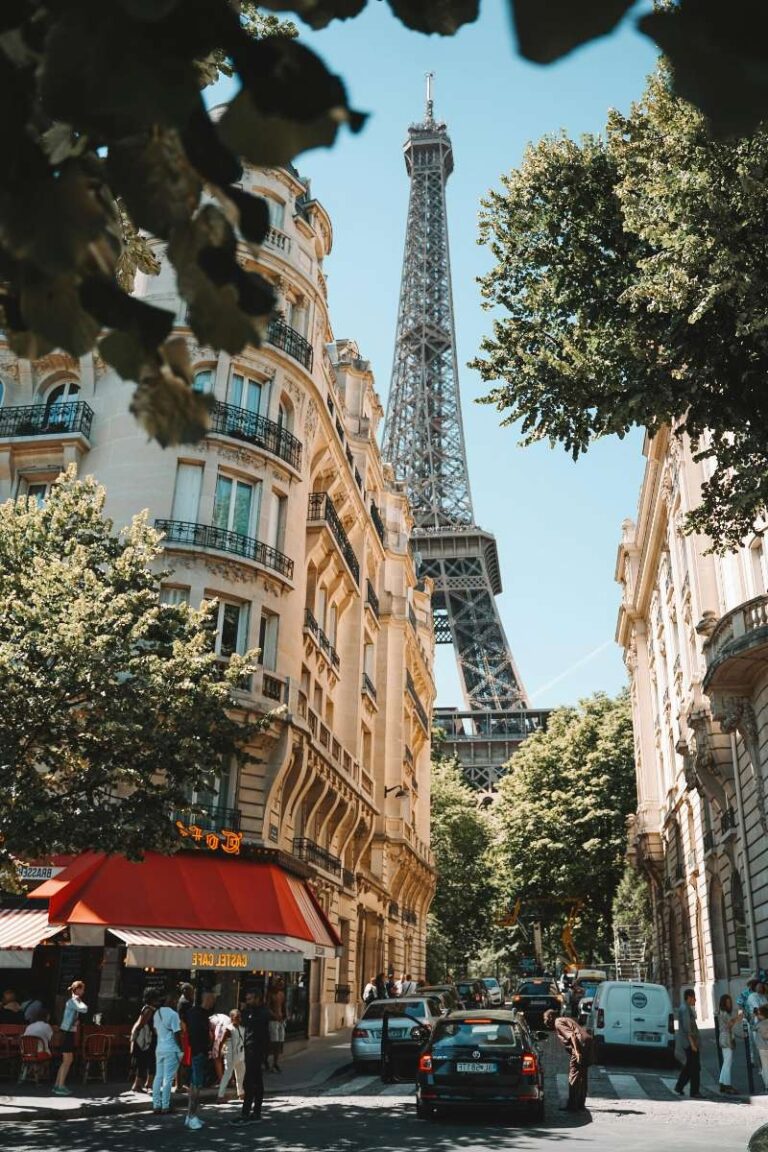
<box><xmin>616</xmin><ymin>427</ymin><xmax>768</xmax><ymax>1022</ymax></box>
<box><xmin>0</xmin><ymin>163</ymin><xmax>436</xmax><ymax>1036</ymax></box>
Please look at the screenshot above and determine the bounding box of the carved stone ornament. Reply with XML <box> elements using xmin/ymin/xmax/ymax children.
<box><xmin>304</xmin><ymin>397</ymin><xmax>318</xmax><ymax>443</ymax></box>
<box><xmin>92</xmin><ymin>351</ymin><xmax>109</xmax><ymax>378</ymax></box>
<box><xmin>0</xmin><ymin>355</ymin><xmax>20</xmax><ymax>381</ymax></box>
<box><xmin>283</xmin><ymin>376</ymin><xmax>305</xmax><ymax>412</ymax></box>
<box><xmin>32</xmin><ymin>351</ymin><xmax>78</xmax><ymax>378</ymax></box>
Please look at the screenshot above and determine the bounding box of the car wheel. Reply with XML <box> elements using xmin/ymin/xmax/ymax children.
<box><xmin>416</xmin><ymin>1100</ymin><xmax>434</xmax><ymax>1120</ymax></box>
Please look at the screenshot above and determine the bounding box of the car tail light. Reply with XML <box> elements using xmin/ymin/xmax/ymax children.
<box><xmin>464</xmin><ymin>1018</ymin><xmax>493</xmax><ymax>1024</ymax></box>
<box><xmin>668</xmin><ymin>1013</ymin><xmax>675</xmax><ymax>1035</ymax></box>
<box><xmin>352</xmin><ymin>1028</ymin><xmax>369</xmax><ymax>1038</ymax></box>
<box><xmin>513</xmin><ymin>995</ymin><xmax>522</xmax><ymax>1002</ymax></box>
<box><xmin>522</xmin><ymin>1053</ymin><xmax>538</xmax><ymax>1075</ymax></box>
<box><xmin>596</xmin><ymin>1009</ymin><xmax>604</xmax><ymax>1029</ymax></box>
<box><xmin>418</xmin><ymin>1054</ymin><xmax>433</xmax><ymax>1072</ymax></box>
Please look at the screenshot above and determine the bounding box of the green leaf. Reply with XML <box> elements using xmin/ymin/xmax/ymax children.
<box><xmin>511</xmin><ymin>0</ymin><xmax>634</xmax><ymax>63</ymax></box>
<box><xmin>219</xmin><ymin>90</ymin><xmax>365</xmax><ymax>168</ymax></box>
<box><xmin>20</xmin><ymin>269</ymin><xmax>101</xmax><ymax>357</ymax></box>
<box><xmin>387</xmin><ymin>0</ymin><xmax>480</xmax><ymax>35</ymax></box>
<box><xmin>257</xmin><ymin>0</ymin><xmax>366</xmax><ymax>30</ymax></box>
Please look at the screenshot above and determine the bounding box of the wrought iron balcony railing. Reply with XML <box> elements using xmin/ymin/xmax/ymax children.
<box><xmin>209</xmin><ymin>401</ymin><xmax>302</xmax><ymax>470</ymax></box>
<box><xmin>292</xmin><ymin>837</ymin><xmax>342</xmax><ymax>877</ymax></box>
<box><xmin>0</xmin><ymin>401</ymin><xmax>94</xmax><ymax>440</ymax></box>
<box><xmin>307</xmin><ymin>492</ymin><xmax>360</xmax><ymax>584</ymax></box>
<box><xmin>720</xmin><ymin>807</ymin><xmax>737</xmax><ymax>835</ymax></box>
<box><xmin>172</xmin><ymin>804</ymin><xmax>242</xmax><ymax>833</ymax></box>
<box><xmin>267</xmin><ymin>316</ymin><xmax>313</xmax><ymax>371</ymax></box>
<box><xmin>361</xmin><ymin>672</ymin><xmax>377</xmax><ymax>701</ymax></box>
<box><xmin>366</xmin><ymin>579</ymin><xmax>380</xmax><ymax>618</ymax></box>
<box><xmin>406</xmin><ymin>670</ymin><xmax>429</xmax><ymax>733</ymax></box>
<box><xmin>155</xmin><ymin>519</ymin><xmax>294</xmax><ymax>580</ymax></box>
<box><xmin>304</xmin><ymin>607</ymin><xmax>340</xmax><ymax>668</ymax></box>
<box><xmin>370</xmin><ymin>501</ymin><xmax>386</xmax><ymax>544</ymax></box>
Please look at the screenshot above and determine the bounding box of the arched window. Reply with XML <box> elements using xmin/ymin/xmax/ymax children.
<box><xmin>277</xmin><ymin>395</ymin><xmax>293</xmax><ymax>433</ymax></box>
<box><xmin>731</xmin><ymin>870</ymin><xmax>751</xmax><ymax>973</ymax></box>
<box><xmin>44</xmin><ymin>381</ymin><xmax>80</xmax><ymax>428</ymax></box>
<box><xmin>709</xmin><ymin>877</ymin><xmax>729</xmax><ymax>979</ymax></box>
<box><xmin>192</xmin><ymin>369</ymin><xmax>214</xmax><ymax>395</ymax></box>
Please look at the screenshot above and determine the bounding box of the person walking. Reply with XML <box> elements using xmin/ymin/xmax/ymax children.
<box><xmin>674</xmin><ymin>988</ymin><xmax>703</xmax><ymax>1098</ymax></box>
<box><xmin>174</xmin><ymin>982</ymin><xmax>194</xmax><ymax>1092</ymax></box>
<box><xmin>266</xmin><ymin>978</ymin><xmax>287</xmax><ymax>1072</ymax></box>
<box><xmin>217</xmin><ymin>1009</ymin><xmax>246</xmax><ymax>1102</ymax></box>
<box><xmin>184</xmin><ymin>990</ymin><xmax>214</xmax><ymax>1130</ymax></box>
<box><xmin>755</xmin><ymin>1005</ymin><xmax>768</xmax><ymax>1090</ymax></box>
<box><xmin>363</xmin><ymin>976</ymin><xmax>378</xmax><ymax>1004</ymax></box>
<box><xmin>543</xmin><ymin>1009</ymin><xmax>591</xmax><ymax>1112</ymax></box>
<box><xmin>236</xmin><ymin>990</ymin><xmax>270</xmax><ymax>1124</ymax></box>
<box><xmin>151</xmin><ymin>993</ymin><xmax>182</xmax><ymax>1115</ymax></box>
<box><xmin>400</xmin><ymin>973</ymin><xmax>416</xmax><ymax>997</ymax></box>
<box><xmin>53</xmin><ymin>980</ymin><xmax>88</xmax><ymax>1095</ymax></box>
<box><xmin>717</xmin><ymin>994</ymin><xmax>741</xmax><ymax>1095</ymax></box>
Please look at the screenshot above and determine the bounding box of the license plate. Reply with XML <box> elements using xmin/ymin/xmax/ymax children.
<box><xmin>634</xmin><ymin>1032</ymin><xmax>661</xmax><ymax>1042</ymax></box>
<box><xmin>388</xmin><ymin>1029</ymin><xmax>407</xmax><ymax>1038</ymax></box>
<box><xmin>530</xmin><ymin>1000</ymin><xmax>546</xmax><ymax>1006</ymax></box>
<box><xmin>456</xmin><ymin>1062</ymin><xmax>497</xmax><ymax>1073</ymax></box>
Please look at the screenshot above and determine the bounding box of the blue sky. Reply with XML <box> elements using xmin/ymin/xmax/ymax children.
<box><xmin>220</xmin><ymin>2</ymin><xmax>660</xmax><ymax>709</ymax></box>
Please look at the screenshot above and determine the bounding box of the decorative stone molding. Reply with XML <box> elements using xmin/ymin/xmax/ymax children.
<box><xmin>31</xmin><ymin>351</ymin><xmax>79</xmax><ymax>378</ymax></box>
<box><xmin>304</xmin><ymin>397</ymin><xmax>318</xmax><ymax>443</ymax></box>
<box><xmin>0</xmin><ymin>356</ymin><xmax>20</xmax><ymax>381</ymax></box>
<box><xmin>712</xmin><ymin>694</ymin><xmax>767</xmax><ymax>834</ymax></box>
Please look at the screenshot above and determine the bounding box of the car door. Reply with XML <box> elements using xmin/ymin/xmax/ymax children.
<box><xmin>629</xmin><ymin>985</ymin><xmax>668</xmax><ymax>1046</ymax></box>
<box><xmin>603</xmin><ymin>984</ymin><xmax>631</xmax><ymax>1044</ymax></box>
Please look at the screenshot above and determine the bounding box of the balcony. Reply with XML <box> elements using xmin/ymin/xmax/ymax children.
<box><xmin>365</xmin><ymin>580</ymin><xmax>380</xmax><ymax>619</ymax></box>
<box><xmin>370</xmin><ymin>501</ymin><xmax>386</xmax><ymax>544</ymax></box>
<box><xmin>703</xmin><ymin>595</ymin><xmax>768</xmax><ymax>694</ymax></box>
<box><xmin>155</xmin><ymin>519</ymin><xmax>294</xmax><ymax>580</ymax></box>
<box><xmin>720</xmin><ymin>807</ymin><xmax>738</xmax><ymax>836</ymax></box>
<box><xmin>361</xmin><ymin>672</ymin><xmax>377</xmax><ymax>701</ymax></box>
<box><xmin>703</xmin><ymin>829</ymin><xmax>715</xmax><ymax>854</ymax></box>
<box><xmin>343</xmin><ymin>868</ymin><xmax>356</xmax><ymax>890</ymax></box>
<box><xmin>304</xmin><ymin>607</ymin><xmax>340</xmax><ymax>669</ymax></box>
<box><xmin>406</xmin><ymin>670</ymin><xmax>429</xmax><ymax>733</ymax></box>
<box><xmin>263</xmin><ymin>226</ymin><xmax>292</xmax><ymax>254</ymax></box>
<box><xmin>172</xmin><ymin>803</ymin><xmax>242</xmax><ymax>834</ymax></box>
<box><xmin>0</xmin><ymin>401</ymin><xmax>93</xmax><ymax>440</ymax></box>
<box><xmin>292</xmin><ymin>837</ymin><xmax>342</xmax><ymax>877</ymax></box>
<box><xmin>262</xmin><ymin>671</ymin><xmax>286</xmax><ymax>702</ymax></box>
<box><xmin>209</xmin><ymin>401</ymin><xmax>302</xmax><ymax>470</ymax></box>
<box><xmin>307</xmin><ymin>492</ymin><xmax>360</xmax><ymax>584</ymax></box>
<box><xmin>267</xmin><ymin>316</ymin><xmax>313</xmax><ymax>372</ymax></box>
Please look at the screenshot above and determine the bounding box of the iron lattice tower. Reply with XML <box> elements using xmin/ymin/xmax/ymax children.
<box><xmin>383</xmin><ymin>77</ymin><xmax>529</xmax><ymax>730</ymax></box>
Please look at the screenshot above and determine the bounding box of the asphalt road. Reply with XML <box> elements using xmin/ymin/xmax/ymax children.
<box><xmin>1</xmin><ymin>1054</ymin><xmax>762</xmax><ymax>1152</ymax></box>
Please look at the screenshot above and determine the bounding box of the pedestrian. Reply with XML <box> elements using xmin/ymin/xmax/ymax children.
<box><xmin>674</xmin><ymin>988</ymin><xmax>703</xmax><ymax>1098</ymax></box>
<box><xmin>210</xmin><ymin>1010</ymin><xmax>231</xmax><ymax>1085</ymax></box>
<box><xmin>236</xmin><ymin>990</ymin><xmax>270</xmax><ymax>1124</ymax></box>
<box><xmin>174</xmin><ymin>982</ymin><xmax>194</xmax><ymax>1091</ymax></box>
<box><xmin>747</xmin><ymin>979</ymin><xmax>768</xmax><ymax>1065</ymax></box>
<box><xmin>400</xmin><ymin>972</ymin><xmax>416</xmax><ymax>997</ymax></box>
<box><xmin>184</xmin><ymin>990</ymin><xmax>215</xmax><ymax>1130</ymax></box>
<box><xmin>217</xmin><ymin>1009</ymin><xmax>246</xmax><ymax>1102</ymax></box>
<box><xmin>20</xmin><ymin>997</ymin><xmax>45</xmax><ymax>1024</ymax></box>
<box><xmin>386</xmin><ymin>970</ymin><xmax>398</xmax><ymax>998</ymax></box>
<box><xmin>23</xmin><ymin>1010</ymin><xmax>53</xmax><ymax>1054</ymax></box>
<box><xmin>152</xmin><ymin>992</ymin><xmax>182</xmax><ymax>1115</ymax></box>
<box><xmin>717</xmin><ymin>994</ymin><xmax>741</xmax><ymax>1095</ymax></box>
<box><xmin>543</xmin><ymin>1008</ymin><xmax>591</xmax><ymax>1112</ymax></box>
<box><xmin>0</xmin><ymin>988</ymin><xmax>24</xmax><ymax>1024</ymax></box>
<box><xmin>363</xmin><ymin>975</ymin><xmax>378</xmax><ymax>1004</ymax></box>
<box><xmin>266</xmin><ymin>977</ymin><xmax>286</xmax><ymax>1072</ymax></box>
<box><xmin>374</xmin><ymin>972</ymin><xmax>389</xmax><ymax>1000</ymax></box>
<box><xmin>755</xmin><ymin>1005</ymin><xmax>768</xmax><ymax>1091</ymax></box>
<box><xmin>52</xmin><ymin>980</ymin><xmax>88</xmax><ymax>1095</ymax></box>
<box><xmin>129</xmin><ymin>994</ymin><xmax>157</xmax><ymax>1093</ymax></box>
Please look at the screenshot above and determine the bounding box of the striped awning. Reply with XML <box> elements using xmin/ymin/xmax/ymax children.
<box><xmin>0</xmin><ymin>908</ymin><xmax>64</xmax><ymax>969</ymax></box>
<box><xmin>108</xmin><ymin>927</ymin><xmax>306</xmax><ymax>972</ymax></box>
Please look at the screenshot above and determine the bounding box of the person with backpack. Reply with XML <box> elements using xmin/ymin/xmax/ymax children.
<box><xmin>130</xmin><ymin>993</ymin><xmax>158</xmax><ymax>1093</ymax></box>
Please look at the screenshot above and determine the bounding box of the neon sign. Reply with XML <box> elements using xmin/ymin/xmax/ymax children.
<box><xmin>191</xmin><ymin>952</ymin><xmax>249</xmax><ymax>969</ymax></box>
<box><xmin>175</xmin><ymin>821</ymin><xmax>242</xmax><ymax>855</ymax></box>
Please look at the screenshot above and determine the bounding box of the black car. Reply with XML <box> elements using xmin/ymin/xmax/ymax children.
<box><xmin>455</xmin><ymin>980</ymin><xmax>488</xmax><ymax>1009</ymax></box>
<box><xmin>420</xmin><ymin>985</ymin><xmax>462</xmax><ymax>1013</ymax></box>
<box><xmin>511</xmin><ymin>979</ymin><xmax>562</xmax><ymax>1024</ymax></box>
<box><xmin>381</xmin><ymin>1011</ymin><xmax>431</xmax><ymax>1082</ymax></box>
<box><xmin>416</xmin><ymin>1009</ymin><xmax>545</xmax><ymax>1121</ymax></box>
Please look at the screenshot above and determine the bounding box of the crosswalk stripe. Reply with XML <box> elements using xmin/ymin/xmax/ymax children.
<box><xmin>556</xmin><ymin>1073</ymin><xmax>568</xmax><ymax>1099</ymax></box>
<box><xmin>661</xmin><ymin>1078</ymin><xmax>681</xmax><ymax>1095</ymax></box>
<box><xmin>379</xmin><ymin>1082</ymin><xmax>414</xmax><ymax>1096</ymax></box>
<box><xmin>321</xmin><ymin>1075</ymin><xmax>380</xmax><ymax>1096</ymax></box>
<box><xmin>607</xmin><ymin>1074</ymin><xmax>648</xmax><ymax>1099</ymax></box>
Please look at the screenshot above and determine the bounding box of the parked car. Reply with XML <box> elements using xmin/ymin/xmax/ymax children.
<box><xmin>455</xmin><ymin>979</ymin><xmax>489</xmax><ymax>1009</ymax></box>
<box><xmin>570</xmin><ymin>969</ymin><xmax>607</xmax><ymax>1020</ymax></box>
<box><xmin>416</xmin><ymin>1009</ymin><xmax>546</xmax><ymax>1121</ymax></box>
<box><xmin>351</xmin><ymin>997</ymin><xmax>443</xmax><ymax>1070</ymax></box>
<box><xmin>480</xmin><ymin>977</ymin><xmax>504</xmax><ymax>1007</ymax></box>
<box><xmin>575</xmin><ymin>980</ymin><xmax>602</xmax><ymax>1024</ymax></box>
<box><xmin>586</xmin><ymin>981</ymin><xmax>675</xmax><ymax>1064</ymax></box>
<box><xmin>419</xmin><ymin>985</ymin><xmax>462</xmax><ymax>1013</ymax></box>
<box><xmin>510</xmin><ymin>979</ymin><xmax>562</xmax><ymax>1024</ymax></box>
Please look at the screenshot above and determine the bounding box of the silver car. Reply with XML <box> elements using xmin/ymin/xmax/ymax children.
<box><xmin>481</xmin><ymin>977</ymin><xmax>504</xmax><ymax>1006</ymax></box>
<box><xmin>351</xmin><ymin>997</ymin><xmax>443</xmax><ymax>1069</ymax></box>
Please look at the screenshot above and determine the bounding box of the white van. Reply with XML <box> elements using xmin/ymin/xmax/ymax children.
<box><xmin>587</xmin><ymin>981</ymin><xmax>675</xmax><ymax>1064</ymax></box>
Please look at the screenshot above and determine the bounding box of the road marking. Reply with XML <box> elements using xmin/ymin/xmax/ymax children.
<box><xmin>607</xmin><ymin>1074</ymin><xmax>648</xmax><ymax>1099</ymax></box>
<box><xmin>556</xmin><ymin>1073</ymin><xmax>569</xmax><ymax>1100</ymax></box>
<box><xmin>321</xmin><ymin>1076</ymin><xmax>380</xmax><ymax>1096</ymax></box>
<box><xmin>379</xmin><ymin>1082</ymin><xmax>413</xmax><ymax>1097</ymax></box>
<box><xmin>661</xmin><ymin>1078</ymin><xmax>682</xmax><ymax>1095</ymax></box>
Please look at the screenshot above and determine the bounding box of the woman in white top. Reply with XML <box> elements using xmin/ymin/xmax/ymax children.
<box><xmin>53</xmin><ymin>981</ymin><xmax>88</xmax><ymax>1095</ymax></box>
<box><xmin>717</xmin><ymin>994</ymin><xmax>741</xmax><ymax>1094</ymax></box>
<box><xmin>217</xmin><ymin>1009</ymin><xmax>246</xmax><ymax>1100</ymax></box>
<box><xmin>152</xmin><ymin>993</ymin><xmax>182</xmax><ymax>1115</ymax></box>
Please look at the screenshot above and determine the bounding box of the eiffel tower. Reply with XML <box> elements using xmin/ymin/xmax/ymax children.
<box><xmin>383</xmin><ymin>78</ymin><xmax>545</xmax><ymax>789</ymax></box>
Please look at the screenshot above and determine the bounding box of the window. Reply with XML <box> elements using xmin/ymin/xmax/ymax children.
<box><xmin>267</xmin><ymin>490</ymin><xmax>288</xmax><ymax>552</ymax></box>
<box><xmin>193</xmin><ymin>370</ymin><xmax>214</xmax><ymax>394</ymax></box>
<box><xmin>212</xmin><ymin>473</ymin><xmax>260</xmax><ymax>538</ymax></box>
<box><xmin>44</xmin><ymin>381</ymin><xmax>80</xmax><ymax>427</ymax></box>
<box><xmin>214</xmin><ymin>600</ymin><xmax>249</xmax><ymax>658</ymax></box>
<box><xmin>277</xmin><ymin>398</ymin><xmax>292</xmax><ymax>433</ymax></box>
<box><xmin>364</xmin><ymin>641</ymin><xmax>375</xmax><ymax>679</ymax></box>
<box><xmin>160</xmin><ymin>586</ymin><xmax>190</xmax><ymax>606</ymax></box>
<box><xmin>316</xmin><ymin>586</ymin><xmax>327</xmax><ymax>631</ymax></box>
<box><xmin>731</xmin><ymin>870</ymin><xmax>751</xmax><ymax>972</ymax></box>
<box><xmin>266</xmin><ymin>198</ymin><xmax>285</xmax><ymax>230</ymax></box>
<box><xmin>18</xmin><ymin>479</ymin><xmax>50</xmax><ymax>507</ymax></box>
<box><xmin>171</xmin><ymin>462</ymin><xmax>203</xmax><ymax>523</ymax></box>
<box><xmin>228</xmin><ymin>372</ymin><xmax>266</xmax><ymax>414</ymax></box>
<box><xmin>258</xmin><ymin>611</ymin><xmax>279</xmax><ymax>671</ymax></box>
<box><xmin>328</xmin><ymin>604</ymin><xmax>338</xmax><ymax>648</ymax></box>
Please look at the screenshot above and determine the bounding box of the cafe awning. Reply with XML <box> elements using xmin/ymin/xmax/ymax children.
<box><xmin>108</xmin><ymin>927</ymin><xmax>306</xmax><ymax>972</ymax></box>
<box><xmin>30</xmin><ymin>851</ymin><xmax>341</xmax><ymax>963</ymax></box>
<box><xmin>0</xmin><ymin>908</ymin><xmax>65</xmax><ymax>969</ymax></box>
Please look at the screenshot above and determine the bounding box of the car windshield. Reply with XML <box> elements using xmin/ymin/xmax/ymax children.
<box><xmin>456</xmin><ymin>983</ymin><xmax>475</xmax><ymax>993</ymax></box>
<box><xmin>518</xmin><ymin>983</ymin><xmax>556</xmax><ymax>996</ymax></box>
<box><xmin>482</xmin><ymin>979</ymin><xmax>500</xmax><ymax>988</ymax></box>
<box><xmin>432</xmin><ymin>1020</ymin><xmax>524</xmax><ymax>1048</ymax></box>
<box><xmin>580</xmin><ymin>982</ymin><xmax>599</xmax><ymax>997</ymax></box>
<box><xmin>362</xmin><ymin>1000</ymin><xmax>427</xmax><ymax>1020</ymax></box>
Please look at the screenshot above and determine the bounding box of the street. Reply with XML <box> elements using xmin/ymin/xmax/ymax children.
<box><xmin>1</xmin><ymin>1042</ymin><xmax>762</xmax><ymax>1152</ymax></box>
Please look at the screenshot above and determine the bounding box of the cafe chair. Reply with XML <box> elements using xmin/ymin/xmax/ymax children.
<box><xmin>18</xmin><ymin>1035</ymin><xmax>52</xmax><ymax>1083</ymax></box>
<box><xmin>0</xmin><ymin>1033</ymin><xmax>19</xmax><ymax>1080</ymax></box>
<box><xmin>82</xmin><ymin>1033</ymin><xmax>112</xmax><ymax>1084</ymax></box>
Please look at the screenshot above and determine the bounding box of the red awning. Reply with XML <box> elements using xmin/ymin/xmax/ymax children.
<box><xmin>0</xmin><ymin>909</ymin><xmax>65</xmax><ymax>969</ymax></box>
<box><xmin>30</xmin><ymin>852</ymin><xmax>340</xmax><ymax>958</ymax></box>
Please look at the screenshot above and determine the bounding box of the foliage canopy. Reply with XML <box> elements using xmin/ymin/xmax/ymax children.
<box><xmin>0</xmin><ymin>2</ymin><xmax>763</xmax><ymax>447</ymax></box>
<box><xmin>0</xmin><ymin>468</ymin><xmax>263</xmax><ymax>868</ymax></box>
<box><xmin>473</xmin><ymin>71</ymin><xmax>768</xmax><ymax>548</ymax></box>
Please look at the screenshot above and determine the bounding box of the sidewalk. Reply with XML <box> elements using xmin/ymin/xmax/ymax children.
<box><xmin>698</xmin><ymin>1025</ymin><xmax>768</xmax><ymax>1106</ymax></box>
<box><xmin>0</xmin><ymin>1028</ymin><xmax>352</xmax><ymax>1122</ymax></box>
